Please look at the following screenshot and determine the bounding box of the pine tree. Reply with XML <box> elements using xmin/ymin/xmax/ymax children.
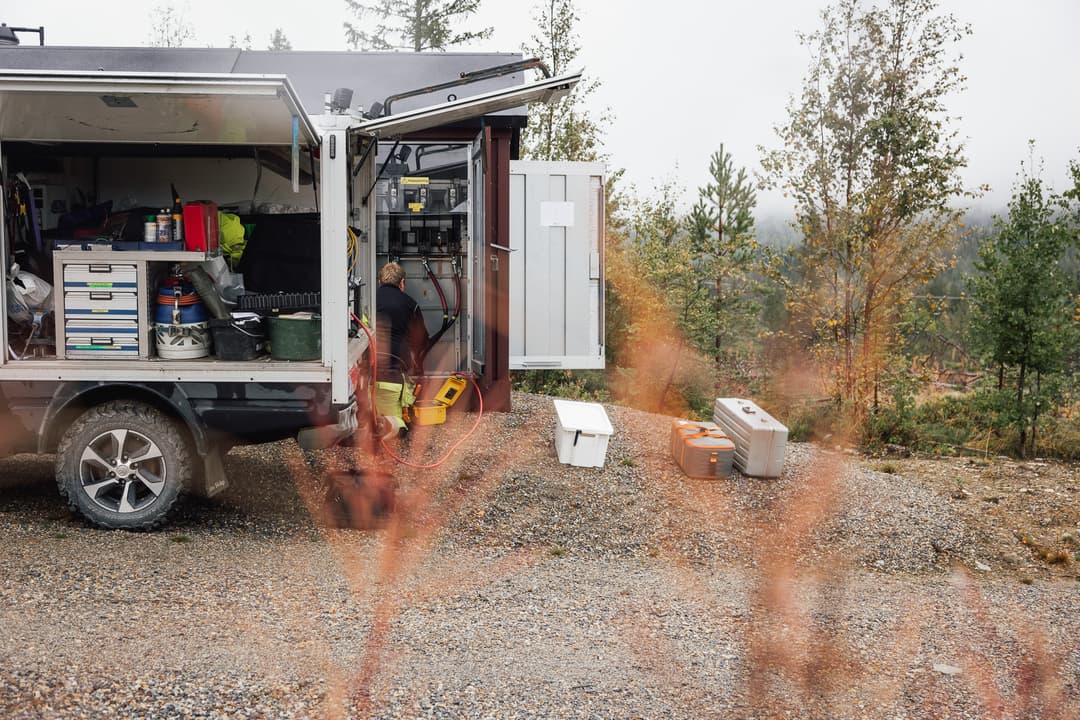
<box><xmin>689</xmin><ymin>146</ymin><xmax>759</xmax><ymax>373</ymax></box>
<box><xmin>268</xmin><ymin>28</ymin><xmax>293</xmax><ymax>51</ymax></box>
<box><xmin>227</xmin><ymin>33</ymin><xmax>253</xmax><ymax>50</ymax></box>
<box><xmin>969</xmin><ymin>157</ymin><xmax>1079</xmax><ymax>456</ymax></box>
<box><xmin>344</xmin><ymin>0</ymin><xmax>492</xmax><ymax>52</ymax></box>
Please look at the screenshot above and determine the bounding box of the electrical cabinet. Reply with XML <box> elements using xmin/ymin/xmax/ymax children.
<box><xmin>372</xmin><ymin>142</ymin><xmax>472</xmax><ymax>376</ymax></box>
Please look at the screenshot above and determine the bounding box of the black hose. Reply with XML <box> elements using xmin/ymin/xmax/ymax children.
<box><xmin>425</xmin><ymin>261</ymin><xmax>449</xmax><ymax>331</ymax></box>
<box><xmin>422</xmin><ymin>264</ymin><xmax>462</xmax><ymax>359</ymax></box>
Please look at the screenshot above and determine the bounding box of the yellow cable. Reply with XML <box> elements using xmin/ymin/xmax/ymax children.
<box><xmin>346</xmin><ymin>227</ymin><xmax>358</xmax><ymax>273</ymax></box>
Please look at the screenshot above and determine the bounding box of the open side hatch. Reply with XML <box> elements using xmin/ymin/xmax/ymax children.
<box><xmin>352</xmin><ymin>69</ymin><xmax>582</xmax><ymax>139</ymax></box>
<box><xmin>0</xmin><ymin>70</ymin><xmax>318</xmax><ymax>146</ymax></box>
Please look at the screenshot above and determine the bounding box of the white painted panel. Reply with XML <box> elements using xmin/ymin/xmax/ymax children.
<box><xmin>509</xmin><ymin>173</ymin><xmax>527</xmax><ymax>358</ymax></box>
<box><xmin>509</xmin><ymin>161</ymin><xmax>605</xmax><ymax>370</ymax></box>
<box><xmin>540</xmin><ymin>201</ymin><xmax>575</xmax><ymax>227</ymax></box>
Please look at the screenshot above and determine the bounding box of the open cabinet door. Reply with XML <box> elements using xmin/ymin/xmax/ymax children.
<box><xmin>353</xmin><ymin>70</ymin><xmax>581</xmax><ymax>139</ymax></box>
<box><xmin>509</xmin><ymin>161</ymin><xmax>605</xmax><ymax>370</ymax></box>
<box><xmin>468</xmin><ymin>129</ymin><xmax>487</xmax><ymax>375</ymax></box>
<box><xmin>0</xmin><ymin>70</ymin><xmax>318</xmax><ymax>146</ymax></box>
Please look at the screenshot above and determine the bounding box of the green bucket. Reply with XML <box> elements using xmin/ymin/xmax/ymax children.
<box><xmin>267</xmin><ymin>314</ymin><xmax>321</xmax><ymax>360</ymax></box>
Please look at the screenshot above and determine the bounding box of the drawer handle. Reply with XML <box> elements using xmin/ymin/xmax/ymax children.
<box><xmin>91</xmin><ymin>337</ymin><xmax>113</xmax><ymax>345</ymax></box>
<box><xmin>89</xmin><ymin>292</ymin><xmax>113</xmax><ymax>300</ymax></box>
<box><xmin>88</xmin><ymin>264</ymin><xmax>112</xmax><ymax>273</ymax></box>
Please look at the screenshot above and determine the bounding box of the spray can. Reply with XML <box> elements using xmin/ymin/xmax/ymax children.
<box><xmin>170</xmin><ymin>184</ymin><xmax>184</xmax><ymax>243</ymax></box>
<box><xmin>144</xmin><ymin>215</ymin><xmax>158</xmax><ymax>243</ymax></box>
<box><xmin>156</xmin><ymin>210</ymin><xmax>172</xmax><ymax>243</ymax></box>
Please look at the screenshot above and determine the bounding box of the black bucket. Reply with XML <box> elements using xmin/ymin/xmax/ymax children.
<box><xmin>209</xmin><ymin>315</ymin><xmax>265</xmax><ymax>361</ymax></box>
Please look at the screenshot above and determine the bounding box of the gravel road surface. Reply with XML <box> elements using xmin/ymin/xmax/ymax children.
<box><xmin>1</xmin><ymin>393</ymin><xmax>1078</xmax><ymax>718</ymax></box>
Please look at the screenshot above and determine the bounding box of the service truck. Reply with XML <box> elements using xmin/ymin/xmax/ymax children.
<box><xmin>0</xmin><ymin>66</ymin><xmax>583</xmax><ymax>529</ymax></box>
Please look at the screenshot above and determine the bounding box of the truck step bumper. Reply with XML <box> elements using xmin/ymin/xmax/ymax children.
<box><xmin>297</xmin><ymin>401</ymin><xmax>358</xmax><ymax>450</ymax></box>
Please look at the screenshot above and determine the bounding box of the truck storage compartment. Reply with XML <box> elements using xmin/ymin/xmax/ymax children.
<box><xmin>3</xmin><ymin>134</ymin><xmax>326</xmax><ymax>365</ymax></box>
<box><xmin>237</xmin><ymin>214</ymin><xmax>322</xmax><ymax>294</ymax></box>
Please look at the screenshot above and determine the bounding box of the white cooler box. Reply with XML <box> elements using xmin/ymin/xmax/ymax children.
<box><xmin>713</xmin><ymin>398</ymin><xmax>788</xmax><ymax>477</ymax></box>
<box><xmin>553</xmin><ymin>399</ymin><xmax>613</xmax><ymax>468</ymax></box>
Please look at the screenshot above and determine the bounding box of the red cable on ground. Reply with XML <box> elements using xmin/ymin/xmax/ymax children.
<box><xmin>382</xmin><ymin>375</ymin><xmax>483</xmax><ymax>470</ymax></box>
<box><xmin>352</xmin><ymin>311</ymin><xmax>483</xmax><ymax>470</ymax></box>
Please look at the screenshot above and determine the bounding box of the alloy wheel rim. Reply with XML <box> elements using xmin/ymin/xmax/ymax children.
<box><xmin>78</xmin><ymin>428</ymin><xmax>167</xmax><ymax>514</ymax></box>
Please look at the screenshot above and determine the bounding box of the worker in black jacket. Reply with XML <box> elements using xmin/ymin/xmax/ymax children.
<box><xmin>374</xmin><ymin>262</ymin><xmax>428</xmax><ymax>435</ymax></box>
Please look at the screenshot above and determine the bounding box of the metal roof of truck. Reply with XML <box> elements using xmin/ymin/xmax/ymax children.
<box><xmin>0</xmin><ymin>47</ymin><xmax>528</xmax><ymax>120</ymax></box>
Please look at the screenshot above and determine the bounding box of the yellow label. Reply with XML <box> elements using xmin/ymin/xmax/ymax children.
<box><xmin>408</xmin><ymin>203</ymin><xmax>424</xmax><ymax>212</ymax></box>
<box><xmin>92</xmin><ymin>309</ymin><xmax>107</xmax><ymax>313</ymax></box>
<box><xmin>87</xmin><ymin>282</ymin><xmax>114</xmax><ymax>288</ymax></box>
<box><xmin>400</xmin><ymin>177</ymin><xmax>429</xmax><ymax>186</ymax></box>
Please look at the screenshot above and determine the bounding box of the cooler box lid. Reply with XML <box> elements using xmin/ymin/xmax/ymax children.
<box><xmin>553</xmin><ymin>399</ymin><xmax>613</xmax><ymax>435</ymax></box>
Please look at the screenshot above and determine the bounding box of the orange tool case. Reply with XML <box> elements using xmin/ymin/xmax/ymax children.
<box><xmin>670</xmin><ymin>419</ymin><xmax>735</xmax><ymax>479</ymax></box>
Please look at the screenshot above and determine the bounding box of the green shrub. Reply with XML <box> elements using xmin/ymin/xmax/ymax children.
<box><xmin>512</xmin><ymin>369</ymin><xmax>610</xmax><ymax>402</ymax></box>
<box><xmin>784</xmin><ymin>401</ymin><xmax>838</xmax><ymax>442</ymax></box>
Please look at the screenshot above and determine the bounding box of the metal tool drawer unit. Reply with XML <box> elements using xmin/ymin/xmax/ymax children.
<box><xmin>54</xmin><ymin>253</ymin><xmax>150</xmax><ymax>359</ymax></box>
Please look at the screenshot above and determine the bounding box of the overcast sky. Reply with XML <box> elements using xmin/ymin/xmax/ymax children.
<box><xmin>6</xmin><ymin>0</ymin><xmax>1080</xmax><ymax>215</ymax></box>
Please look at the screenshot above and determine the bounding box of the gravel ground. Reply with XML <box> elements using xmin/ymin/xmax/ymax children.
<box><xmin>1</xmin><ymin>392</ymin><xmax>1078</xmax><ymax>718</ymax></box>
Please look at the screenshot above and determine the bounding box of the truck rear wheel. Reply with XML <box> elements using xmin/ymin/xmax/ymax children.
<box><xmin>56</xmin><ymin>401</ymin><xmax>191</xmax><ymax>530</ymax></box>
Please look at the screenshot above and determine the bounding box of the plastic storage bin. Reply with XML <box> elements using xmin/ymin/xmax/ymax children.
<box><xmin>267</xmin><ymin>313</ymin><xmax>321</xmax><ymax>360</ymax></box>
<box><xmin>209</xmin><ymin>313</ymin><xmax>265</xmax><ymax>360</ymax></box>
<box><xmin>712</xmin><ymin>398</ymin><xmax>788</xmax><ymax>478</ymax></box>
<box><xmin>553</xmin><ymin>399</ymin><xmax>613</xmax><ymax>468</ymax></box>
<box><xmin>183</xmin><ymin>201</ymin><xmax>219</xmax><ymax>253</ymax></box>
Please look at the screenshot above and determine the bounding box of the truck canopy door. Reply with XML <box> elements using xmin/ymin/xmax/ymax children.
<box><xmin>352</xmin><ymin>70</ymin><xmax>581</xmax><ymax>138</ymax></box>
<box><xmin>0</xmin><ymin>70</ymin><xmax>318</xmax><ymax>146</ymax></box>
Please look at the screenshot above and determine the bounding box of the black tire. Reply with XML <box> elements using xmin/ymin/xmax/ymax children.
<box><xmin>56</xmin><ymin>401</ymin><xmax>192</xmax><ymax>530</ymax></box>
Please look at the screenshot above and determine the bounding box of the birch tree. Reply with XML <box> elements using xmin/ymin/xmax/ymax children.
<box><xmin>761</xmin><ymin>0</ymin><xmax>971</xmax><ymax>421</ymax></box>
<box><xmin>520</xmin><ymin>0</ymin><xmax>606</xmax><ymax>162</ymax></box>
<box><xmin>148</xmin><ymin>3</ymin><xmax>194</xmax><ymax>47</ymax></box>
